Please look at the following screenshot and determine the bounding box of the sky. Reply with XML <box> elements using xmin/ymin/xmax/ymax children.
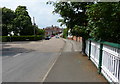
<box><xmin>0</xmin><ymin>0</ymin><xmax>65</xmax><ymax>29</ymax></box>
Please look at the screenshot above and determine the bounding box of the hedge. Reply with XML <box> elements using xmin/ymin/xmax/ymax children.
<box><xmin>0</xmin><ymin>35</ymin><xmax>44</xmax><ymax>42</ymax></box>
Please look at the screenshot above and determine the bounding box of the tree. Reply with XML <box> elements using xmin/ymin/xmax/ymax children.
<box><xmin>32</xmin><ymin>25</ymin><xmax>45</xmax><ymax>36</ymax></box>
<box><xmin>14</xmin><ymin>6</ymin><xmax>33</xmax><ymax>35</ymax></box>
<box><xmin>48</xmin><ymin>2</ymin><xmax>92</xmax><ymax>54</ymax></box>
<box><xmin>2</xmin><ymin>7</ymin><xmax>15</xmax><ymax>36</ymax></box>
<box><xmin>1</xmin><ymin>6</ymin><xmax>44</xmax><ymax>37</ymax></box>
<box><xmin>87</xmin><ymin>2</ymin><xmax>120</xmax><ymax>43</ymax></box>
<box><xmin>49</xmin><ymin>1</ymin><xmax>119</xmax><ymax>55</ymax></box>
<box><xmin>52</xmin><ymin>2</ymin><xmax>88</xmax><ymax>29</ymax></box>
<box><xmin>0</xmin><ymin>8</ymin><xmax>2</xmax><ymax>36</ymax></box>
<box><xmin>37</xmin><ymin>29</ymin><xmax>45</xmax><ymax>36</ymax></box>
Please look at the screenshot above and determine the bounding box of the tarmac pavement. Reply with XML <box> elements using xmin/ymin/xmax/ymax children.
<box><xmin>44</xmin><ymin>39</ymin><xmax>108</xmax><ymax>82</ymax></box>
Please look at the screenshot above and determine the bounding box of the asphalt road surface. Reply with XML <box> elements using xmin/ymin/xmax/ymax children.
<box><xmin>2</xmin><ymin>37</ymin><xmax>64</xmax><ymax>82</ymax></box>
<box><xmin>2</xmin><ymin>38</ymin><xmax>107</xmax><ymax>83</ymax></box>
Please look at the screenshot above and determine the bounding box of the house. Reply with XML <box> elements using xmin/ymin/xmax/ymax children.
<box><xmin>43</xmin><ymin>25</ymin><xmax>63</xmax><ymax>36</ymax></box>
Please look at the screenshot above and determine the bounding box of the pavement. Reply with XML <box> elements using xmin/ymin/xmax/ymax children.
<box><xmin>44</xmin><ymin>39</ymin><xmax>108</xmax><ymax>82</ymax></box>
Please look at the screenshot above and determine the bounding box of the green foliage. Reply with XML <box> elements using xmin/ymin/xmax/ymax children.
<box><xmin>49</xmin><ymin>2</ymin><xmax>90</xmax><ymax>29</ymax></box>
<box><xmin>1</xmin><ymin>35</ymin><xmax>44</xmax><ymax>42</ymax></box>
<box><xmin>57</xmin><ymin>19</ymin><xmax>66</xmax><ymax>26</ymax></box>
<box><xmin>0</xmin><ymin>36</ymin><xmax>9</xmax><ymax>42</ymax></box>
<box><xmin>87</xmin><ymin>2</ymin><xmax>120</xmax><ymax>43</ymax></box>
<box><xmin>1</xmin><ymin>6</ymin><xmax>45</xmax><ymax>41</ymax></box>
<box><xmin>32</xmin><ymin>25</ymin><xmax>45</xmax><ymax>36</ymax></box>
<box><xmin>49</xmin><ymin>1</ymin><xmax>119</xmax><ymax>43</ymax></box>
<box><xmin>2</xmin><ymin>7</ymin><xmax>15</xmax><ymax>36</ymax></box>
<box><xmin>37</xmin><ymin>29</ymin><xmax>45</xmax><ymax>36</ymax></box>
<box><xmin>1</xmin><ymin>6</ymin><xmax>45</xmax><ymax>38</ymax></box>
<box><xmin>48</xmin><ymin>2</ymin><xmax>92</xmax><ymax>39</ymax></box>
<box><xmin>71</xmin><ymin>25</ymin><xmax>89</xmax><ymax>38</ymax></box>
<box><xmin>14</xmin><ymin>6</ymin><xmax>33</xmax><ymax>35</ymax></box>
<box><xmin>63</xmin><ymin>28</ymin><xmax>68</xmax><ymax>38</ymax></box>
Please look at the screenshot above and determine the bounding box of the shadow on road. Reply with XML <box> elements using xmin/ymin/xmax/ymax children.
<box><xmin>2</xmin><ymin>43</ymin><xmax>34</xmax><ymax>57</ymax></box>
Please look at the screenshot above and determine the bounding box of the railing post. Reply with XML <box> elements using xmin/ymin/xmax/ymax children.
<box><xmin>98</xmin><ymin>42</ymin><xmax>103</xmax><ymax>74</ymax></box>
<box><xmin>88</xmin><ymin>40</ymin><xmax>91</xmax><ymax>60</ymax></box>
<box><xmin>118</xmin><ymin>78</ymin><xmax>120</xmax><ymax>83</ymax></box>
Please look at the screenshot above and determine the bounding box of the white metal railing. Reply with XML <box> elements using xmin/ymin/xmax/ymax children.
<box><xmin>85</xmin><ymin>40</ymin><xmax>120</xmax><ymax>83</ymax></box>
<box><xmin>101</xmin><ymin>45</ymin><xmax>120</xmax><ymax>82</ymax></box>
<box><xmin>90</xmin><ymin>42</ymin><xmax>100</xmax><ymax>68</ymax></box>
<box><xmin>85</xmin><ymin>40</ymin><xmax>89</xmax><ymax>56</ymax></box>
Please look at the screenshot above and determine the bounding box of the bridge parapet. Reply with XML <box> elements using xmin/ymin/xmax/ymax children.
<box><xmin>85</xmin><ymin>39</ymin><xmax>120</xmax><ymax>83</ymax></box>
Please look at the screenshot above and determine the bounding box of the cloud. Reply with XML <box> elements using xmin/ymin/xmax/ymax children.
<box><xmin>0</xmin><ymin>0</ymin><xmax>63</xmax><ymax>28</ymax></box>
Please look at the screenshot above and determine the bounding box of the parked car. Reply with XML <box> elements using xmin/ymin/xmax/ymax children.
<box><xmin>56</xmin><ymin>35</ymin><xmax>59</xmax><ymax>38</ymax></box>
<box><xmin>45</xmin><ymin>36</ymin><xmax>51</xmax><ymax>40</ymax></box>
<box><xmin>51</xmin><ymin>35</ymin><xmax>54</xmax><ymax>37</ymax></box>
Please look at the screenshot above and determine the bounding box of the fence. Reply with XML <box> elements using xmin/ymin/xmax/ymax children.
<box><xmin>85</xmin><ymin>39</ymin><xmax>120</xmax><ymax>83</ymax></box>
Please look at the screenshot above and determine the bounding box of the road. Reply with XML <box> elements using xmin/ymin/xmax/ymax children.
<box><xmin>2</xmin><ymin>37</ymin><xmax>64</xmax><ymax>82</ymax></box>
<box><xmin>2</xmin><ymin>37</ymin><xmax>107</xmax><ymax>82</ymax></box>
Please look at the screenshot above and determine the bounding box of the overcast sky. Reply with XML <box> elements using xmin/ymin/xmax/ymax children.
<box><xmin>0</xmin><ymin>0</ymin><xmax>65</xmax><ymax>29</ymax></box>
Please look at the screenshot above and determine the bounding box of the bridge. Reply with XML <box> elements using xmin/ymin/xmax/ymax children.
<box><xmin>86</xmin><ymin>39</ymin><xmax>120</xmax><ymax>83</ymax></box>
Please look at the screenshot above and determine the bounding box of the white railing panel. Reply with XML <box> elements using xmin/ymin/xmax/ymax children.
<box><xmin>90</xmin><ymin>41</ymin><xmax>100</xmax><ymax>67</ymax></box>
<box><xmin>85</xmin><ymin>40</ymin><xmax>120</xmax><ymax>83</ymax></box>
<box><xmin>102</xmin><ymin>44</ymin><xmax>120</xmax><ymax>82</ymax></box>
<box><xmin>85</xmin><ymin>40</ymin><xmax>89</xmax><ymax>56</ymax></box>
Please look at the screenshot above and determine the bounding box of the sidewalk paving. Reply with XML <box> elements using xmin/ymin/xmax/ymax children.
<box><xmin>45</xmin><ymin>40</ymin><xmax>108</xmax><ymax>82</ymax></box>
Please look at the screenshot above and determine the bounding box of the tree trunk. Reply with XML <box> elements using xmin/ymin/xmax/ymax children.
<box><xmin>82</xmin><ymin>37</ymin><xmax>86</xmax><ymax>55</ymax></box>
<box><xmin>79</xmin><ymin>37</ymin><xmax>81</xmax><ymax>42</ymax></box>
<box><xmin>75</xmin><ymin>36</ymin><xmax>77</xmax><ymax>41</ymax></box>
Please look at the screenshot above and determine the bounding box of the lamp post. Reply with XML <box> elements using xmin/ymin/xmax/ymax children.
<box><xmin>33</xmin><ymin>17</ymin><xmax>36</xmax><ymax>40</ymax></box>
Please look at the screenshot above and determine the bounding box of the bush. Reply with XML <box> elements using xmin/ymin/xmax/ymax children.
<box><xmin>0</xmin><ymin>35</ymin><xmax>44</xmax><ymax>42</ymax></box>
<box><xmin>0</xmin><ymin>36</ymin><xmax>10</xmax><ymax>42</ymax></box>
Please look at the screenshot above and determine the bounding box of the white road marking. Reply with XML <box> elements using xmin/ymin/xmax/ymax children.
<box><xmin>41</xmin><ymin>39</ymin><xmax>67</xmax><ymax>82</ymax></box>
<box><xmin>13</xmin><ymin>53</ymin><xmax>21</xmax><ymax>57</ymax></box>
<box><xmin>41</xmin><ymin>53</ymin><xmax>61</xmax><ymax>82</ymax></box>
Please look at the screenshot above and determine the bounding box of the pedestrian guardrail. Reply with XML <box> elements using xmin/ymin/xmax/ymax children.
<box><xmin>85</xmin><ymin>39</ymin><xmax>120</xmax><ymax>83</ymax></box>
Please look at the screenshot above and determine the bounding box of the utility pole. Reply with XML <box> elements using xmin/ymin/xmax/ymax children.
<box><xmin>33</xmin><ymin>17</ymin><xmax>36</xmax><ymax>36</ymax></box>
